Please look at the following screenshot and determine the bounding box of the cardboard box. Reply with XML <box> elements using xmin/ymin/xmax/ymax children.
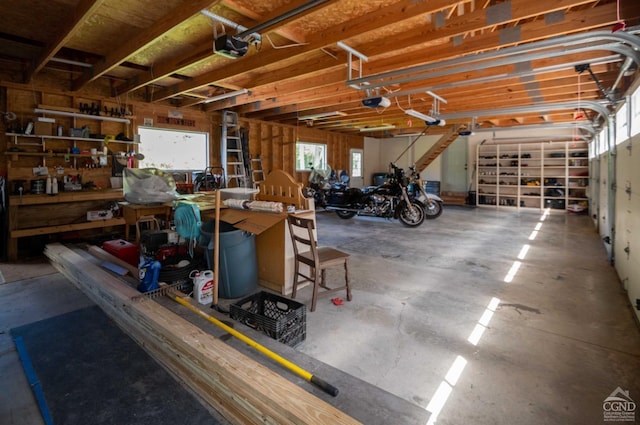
<box><xmin>34</xmin><ymin>121</ymin><xmax>53</xmax><ymax>136</ymax></box>
<box><xmin>87</xmin><ymin>210</ymin><xmax>114</xmax><ymax>221</ymax></box>
<box><xmin>217</xmin><ymin>208</ymin><xmax>287</xmax><ymax>235</ymax></box>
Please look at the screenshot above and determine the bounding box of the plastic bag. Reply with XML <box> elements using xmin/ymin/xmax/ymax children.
<box><xmin>123</xmin><ymin>168</ymin><xmax>179</xmax><ymax>204</ymax></box>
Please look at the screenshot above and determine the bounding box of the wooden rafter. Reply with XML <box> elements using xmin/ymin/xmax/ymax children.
<box><xmin>27</xmin><ymin>0</ymin><xmax>106</xmax><ymax>82</ymax></box>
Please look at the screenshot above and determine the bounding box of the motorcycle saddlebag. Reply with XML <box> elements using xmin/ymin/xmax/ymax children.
<box><xmin>327</xmin><ymin>187</ymin><xmax>360</xmax><ymax>205</ymax></box>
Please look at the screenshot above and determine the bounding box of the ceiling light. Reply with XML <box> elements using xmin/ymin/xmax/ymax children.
<box><xmin>360</xmin><ymin>124</ymin><xmax>395</xmax><ymax>132</ymax></box>
<box><xmin>203</xmin><ymin>88</ymin><xmax>249</xmax><ymax>104</ymax></box>
<box><xmin>405</xmin><ymin>109</ymin><xmax>436</xmax><ymax>122</ymax></box>
<box><xmin>50</xmin><ymin>57</ymin><xmax>93</xmax><ymax>68</ymax></box>
<box><xmin>405</xmin><ymin>109</ymin><xmax>446</xmax><ymax>126</ymax></box>
<box><xmin>298</xmin><ymin>111</ymin><xmax>346</xmax><ymax>120</ymax></box>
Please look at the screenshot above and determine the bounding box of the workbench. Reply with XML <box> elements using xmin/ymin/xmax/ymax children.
<box><xmin>6</xmin><ymin>189</ymin><xmax>125</xmax><ymax>261</ymax></box>
<box><xmin>121</xmin><ymin>202</ymin><xmax>172</xmax><ymax>243</ymax></box>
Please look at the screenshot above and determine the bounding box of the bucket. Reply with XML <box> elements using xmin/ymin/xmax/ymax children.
<box><xmin>190</xmin><ymin>269</ymin><xmax>214</xmax><ymax>305</ymax></box>
<box><xmin>198</xmin><ymin>220</ymin><xmax>216</xmax><ymax>247</ymax></box>
<box><xmin>202</xmin><ymin>221</ymin><xmax>258</xmax><ymax>299</ymax></box>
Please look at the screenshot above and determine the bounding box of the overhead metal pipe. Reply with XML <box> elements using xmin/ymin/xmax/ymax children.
<box><xmin>348</xmin><ymin>27</ymin><xmax>640</xmax><ymax>89</ymax></box>
<box><xmin>610</xmin><ymin>56</ymin><xmax>635</xmax><ymax>95</ymax></box>
<box><xmin>486</xmin><ymin>135</ymin><xmax>591</xmax><ymax>144</ymax></box>
<box><xmin>349</xmin><ymin>42</ymin><xmax>639</xmax><ymax>90</ymax></box>
<box><xmin>200</xmin><ymin>10</ymin><xmax>261</xmax><ymax>40</ymax></box>
<box><xmin>473</xmin><ymin>122</ymin><xmax>597</xmax><ymax>135</ymax></box>
<box><xmin>389</xmin><ymin>54</ymin><xmax>622</xmax><ymax>100</ymax></box>
<box><xmin>438</xmin><ymin>100</ymin><xmax>611</xmax><ymax>126</ymax></box>
<box><xmin>237</xmin><ymin>0</ymin><xmax>330</xmax><ymax>38</ymax></box>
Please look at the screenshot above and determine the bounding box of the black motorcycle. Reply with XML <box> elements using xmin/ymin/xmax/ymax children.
<box><xmin>322</xmin><ymin>163</ymin><xmax>426</xmax><ymax>227</ymax></box>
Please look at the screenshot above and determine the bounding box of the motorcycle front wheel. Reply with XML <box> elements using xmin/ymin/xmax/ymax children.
<box><xmin>424</xmin><ymin>199</ymin><xmax>443</xmax><ymax>219</ymax></box>
<box><xmin>399</xmin><ymin>201</ymin><xmax>425</xmax><ymax>227</ymax></box>
<box><xmin>335</xmin><ymin>210</ymin><xmax>356</xmax><ymax>219</ymax></box>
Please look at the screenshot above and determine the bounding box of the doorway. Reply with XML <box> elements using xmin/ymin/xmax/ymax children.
<box><xmin>441</xmin><ymin>137</ymin><xmax>468</xmax><ymax>193</ymax></box>
<box><xmin>350</xmin><ymin>149</ymin><xmax>364</xmax><ymax>188</ymax></box>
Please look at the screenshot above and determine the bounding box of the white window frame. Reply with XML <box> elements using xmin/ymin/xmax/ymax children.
<box><xmin>632</xmin><ymin>85</ymin><xmax>640</xmax><ymax>137</ymax></box>
<box><xmin>137</xmin><ymin>127</ymin><xmax>209</xmax><ymax>171</ymax></box>
<box><xmin>295</xmin><ymin>141</ymin><xmax>327</xmax><ymax>171</ymax></box>
<box><xmin>350</xmin><ymin>149</ymin><xmax>363</xmax><ymax>178</ymax></box>
<box><xmin>615</xmin><ymin>100</ymin><xmax>628</xmax><ymax>145</ymax></box>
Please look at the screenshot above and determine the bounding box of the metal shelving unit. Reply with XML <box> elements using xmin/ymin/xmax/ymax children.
<box><xmin>476</xmin><ymin>141</ymin><xmax>589</xmax><ymax>212</ymax></box>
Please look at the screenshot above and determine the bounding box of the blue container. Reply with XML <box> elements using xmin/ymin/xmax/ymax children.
<box><xmin>138</xmin><ymin>257</ymin><xmax>161</xmax><ymax>292</ymax></box>
<box><xmin>199</xmin><ymin>220</ymin><xmax>214</xmax><ymax>247</ymax></box>
<box><xmin>204</xmin><ymin>221</ymin><xmax>258</xmax><ymax>299</ymax></box>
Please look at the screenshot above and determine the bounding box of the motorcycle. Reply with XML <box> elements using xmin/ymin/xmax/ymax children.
<box><xmin>406</xmin><ymin>165</ymin><xmax>444</xmax><ymax>219</ymax></box>
<box><xmin>322</xmin><ymin>162</ymin><xmax>426</xmax><ymax>227</ymax></box>
<box><xmin>305</xmin><ymin>165</ymin><xmax>334</xmax><ymax>208</ymax></box>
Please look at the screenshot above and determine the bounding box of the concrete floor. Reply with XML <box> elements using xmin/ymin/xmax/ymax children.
<box><xmin>1</xmin><ymin>206</ymin><xmax>640</xmax><ymax>424</ymax></box>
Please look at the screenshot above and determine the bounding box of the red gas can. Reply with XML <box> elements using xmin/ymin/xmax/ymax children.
<box><xmin>103</xmin><ymin>239</ymin><xmax>139</xmax><ymax>267</ymax></box>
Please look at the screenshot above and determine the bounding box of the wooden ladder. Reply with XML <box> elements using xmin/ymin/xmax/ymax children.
<box><xmin>415</xmin><ymin>124</ymin><xmax>464</xmax><ymax>172</ymax></box>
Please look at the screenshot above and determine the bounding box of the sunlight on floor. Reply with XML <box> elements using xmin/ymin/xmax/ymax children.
<box><xmin>424</xmin><ymin>209</ymin><xmax>551</xmax><ymax>423</ymax></box>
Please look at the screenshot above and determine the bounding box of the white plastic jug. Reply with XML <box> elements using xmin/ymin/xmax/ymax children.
<box><xmin>190</xmin><ymin>270</ymin><xmax>215</xmax><ymax>305</ymax></box>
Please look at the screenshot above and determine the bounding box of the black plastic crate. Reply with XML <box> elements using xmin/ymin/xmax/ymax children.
<box><xmin>230</xmin><ymin>291</ymin><xmax>306</xmax><ymax>347</ymax></box>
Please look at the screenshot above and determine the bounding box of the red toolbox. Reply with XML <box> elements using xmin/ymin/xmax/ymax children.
<box><xmin>103</xmin><ymin>239</ymin><xmax>139</xmax><ymax>267</ymax></box>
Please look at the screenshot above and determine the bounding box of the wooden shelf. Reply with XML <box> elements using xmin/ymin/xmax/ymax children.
<box><xmin>10</xmin><ymin>217</ymin><xmax>125</xmax><ymax>238</ymax></box>
<box><xmin>35</xmin><ymin>107</ymin><xmax>132</xmax><ymax>124</ymax></box>
<box><xmin>6</xmin><ymin>133</ymin><xmax>139</xmax><ymax>145</ymax></box>
<box><xmin>6</xmin><ymin>189</ymin><xmax>125</xmax><ymax>261</ymax></box>
<box><xmin>9</xmin><ymin>189</ymin><xmax>123</xmax><ymax>205</ymax></box>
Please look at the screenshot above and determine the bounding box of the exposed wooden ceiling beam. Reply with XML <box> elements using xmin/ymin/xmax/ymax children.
<box><xmin>27</xmin><ymin>0</ymin><xmax>105</xmax><ymax>82</ymax></box>
<box><xmin>206</xmin><ymin>1</ymin><xmax>620</xmax><ymax>115</ymax></box>
<box><xmin>72</xmin><ymin>0</ymin><xmax>221</xmax><ymax>91</ymax></box>
<box><xmin>149</xmin><ymin>0</ymin><xmax>461</xmax><ymax>102</ymax></box>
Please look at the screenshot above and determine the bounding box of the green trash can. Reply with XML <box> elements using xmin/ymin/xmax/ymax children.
<box><xmin>201</xmin><ymin>221</ymin><xmax>258</xmax><ymax>299</ymax></box>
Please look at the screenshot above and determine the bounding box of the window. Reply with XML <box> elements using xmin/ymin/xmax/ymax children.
<box><xmin>295</xmin><ymin>142</ymin><xmax>326</xmax><ymax>171</ymax></box>
<box><xmin>615</xmin><ymin>101</ymin><xmax>628</xmax><ymax>145</ymax></box>
<box><xmin>137</xmin><ymin>127</ymin><xmax>208</xmax><ymax>171</ymax></box>
<box><xmin>350</xmin><ymin>149</ymin><xmax>363</xmax><ymax>178</ymax></box>
<box><xmin>632</xmin><ymin>85</ymin><xmax>640</xmax><ymax>137</ymax></box>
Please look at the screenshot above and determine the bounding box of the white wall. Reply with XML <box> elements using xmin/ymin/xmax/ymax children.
<box><xmin>363</xmin><ymin>134</ymin><xmax>442</xmax><ymax>185</ymax></box>
<box><xmin>613</xmin><ymin>132</ymin><xmax>640</xmax><ymax>323</ymax></box>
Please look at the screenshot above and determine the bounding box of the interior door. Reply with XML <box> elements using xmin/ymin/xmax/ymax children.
<box><xmin>441</xmin><ymin>137</ymin><xmax>469</xmax><ymax>193</ymax></box>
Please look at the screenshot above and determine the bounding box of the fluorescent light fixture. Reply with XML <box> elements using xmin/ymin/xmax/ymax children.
<box><xmin>298</xmin><ymin>111</ymin><xmax>346</xmax><ymax>120</ymax></box>
<box><xmin>34</xmin><ymin>108</ymin><xmax>130</xmax><ymax>124</ymax></box>
<box><xmin>405</xmin><ymin>109</ymin><xmax>436</xmax><ymax>122</ymax></box>
<box><xmin>203</xmin><ymin>88</ymin><xmax>248</xmax><ymax>104</ymax></box>
<box><xmin>405</xmin><ymin>109</ymin><xmax>446</xmax><ymax>126</ymax></box>
<box><xmin>360</xmin><ymin>124</ymin><xmax>395</xmax><ymax>132</ymax></box>
<box><xmin>50</xmin><ymin>57</ymin><xmax>93</xmax><ymax>68</ymax></box>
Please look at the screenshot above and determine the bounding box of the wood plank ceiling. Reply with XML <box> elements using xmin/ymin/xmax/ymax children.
<box><xmin>1</xmin><ymin>0</ymin><xmax>639</xmax><ymax>139</ymax></box>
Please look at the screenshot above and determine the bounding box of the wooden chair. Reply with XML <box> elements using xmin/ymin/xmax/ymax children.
<box><xmin>287</xmin><ymin>214</ymin><xmax>351</xmax><ymax>312</ymax></box>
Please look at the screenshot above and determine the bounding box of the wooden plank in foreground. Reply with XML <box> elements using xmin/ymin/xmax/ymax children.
<box><xmin>45</xmin><ymin>243</ymin><xmax>361</xmax><ymax>425</ymax></box>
